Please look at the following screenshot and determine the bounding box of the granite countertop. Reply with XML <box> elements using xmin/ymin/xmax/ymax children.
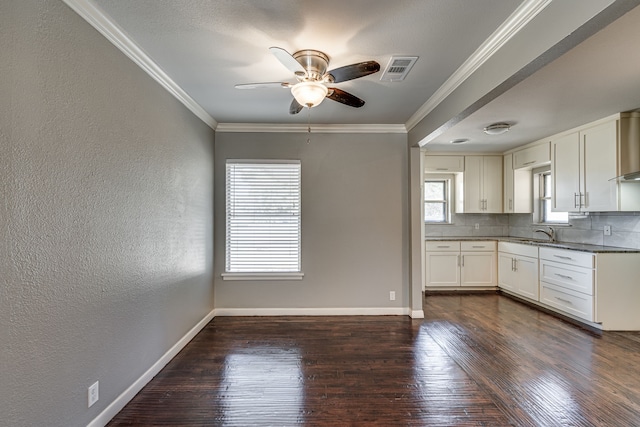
<box><xmin>424</xmin><ymin>236</ymin><xmax>640</xmax><ymax>253</ymax></box>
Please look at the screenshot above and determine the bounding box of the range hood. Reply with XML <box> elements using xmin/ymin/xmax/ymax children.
<box><xmin>617</xmin><ymin>112</ymin><xmax>640</xmax><ymax>181</ymax></box>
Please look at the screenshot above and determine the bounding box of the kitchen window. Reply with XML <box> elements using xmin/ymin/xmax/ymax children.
<box><xmin>424</xmin><ymin>178</ymin><xmax>451</xmax><ymax>223</ymax></box>
<box><xmin>223</xmin><ymin>160</ymin><xmax>303</xmax><ymax>280</ymax></box>
<box><xmin>538</xmin><ymin>172</ymin><xmax>568</xmax><ymax>224</ymax></box>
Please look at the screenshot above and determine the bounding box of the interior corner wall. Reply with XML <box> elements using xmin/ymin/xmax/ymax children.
<box><xmin>214</xmin><ymin>132</ymin><xmax>410</xmax><ymax>312</ymax></box>
<box><xmin>1</xmin><ymin>2</ymin><xmax>214</xmax><ymax>426</ymax></box>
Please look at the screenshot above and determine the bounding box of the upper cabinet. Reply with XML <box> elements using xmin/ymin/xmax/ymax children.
<box><xmin>503</xmin><ymin>153</ymin><xmax>532</xmax><ymax>213</ymax></box>
<box><xmin>513</xmin><ymin>142</ymin><xmax>550</xmax><ymax>169</ymax></box>
<box><xmin>424</xmin><ymin>155</ymin><xmax>464</xmax><ymax>173</ymax></box>
<box><xmin>463</xmin><ymin>156</ymin><xmax>503</xmax><ymax>213</ymax></box>
<box><xmin>552</xmin><ymin>120</ymin><xmax>618</xmax><ymax>212</ymax></box>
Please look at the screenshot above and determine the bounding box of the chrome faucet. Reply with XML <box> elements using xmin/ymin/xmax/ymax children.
<box><xmin>535</xmin><ymin>226</ymin><xmax>555</xmax><ymax>242</ymax></box>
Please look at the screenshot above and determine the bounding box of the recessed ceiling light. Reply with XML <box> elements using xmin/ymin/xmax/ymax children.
<box><xmin>450</xmin><ymin>138</ymin><xmax>469</xmax><ymax>144</ymax></box>
<box><xmin>483</xmin><ymin>122</ymin><xmax>511</xmax><ymax>135</ymax></box>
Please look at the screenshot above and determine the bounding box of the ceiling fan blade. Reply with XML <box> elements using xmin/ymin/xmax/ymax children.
<box><xmin>235</xmin><ymin>82</ymin><xmax>290</xmax><ymax>89</ymax></box>
<box><xmin>327</xmin><ymin>61</ymin><xmax>380</xmax><ymax>83</ymax></box>
<box><xmin>327</xmin><ymin>88</ymin><xmax>365</xmax><ymax>108</ymax></box>
<box><xmin>289</xmin><ymin>98</ymin><xmax>304</xmax><ymax>115</ymax></box>
<box><xmin>269</xmin><ymin>47</ymin><xmax>306</xmax><ymax>74</ymax></box>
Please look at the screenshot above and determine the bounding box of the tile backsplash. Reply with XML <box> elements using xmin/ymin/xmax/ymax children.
<box><xmin>426</xmin><ymin>212</ymin><xmax>640</xmax><ymax>249</ymax></box>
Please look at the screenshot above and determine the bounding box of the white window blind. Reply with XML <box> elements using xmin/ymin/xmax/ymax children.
<box><xmin>225</xmin><ymin>160</ymin><xmax>301</xmax><ymax>275</ymax></box>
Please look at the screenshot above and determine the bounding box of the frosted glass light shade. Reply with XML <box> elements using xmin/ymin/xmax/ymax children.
<box><xmin>291</xmin><ymin>82</ymin><xmax>328</xmax><ymax>108</ymax></box>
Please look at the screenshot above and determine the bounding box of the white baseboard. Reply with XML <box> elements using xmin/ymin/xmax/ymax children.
<box><xmin>410</xmin><ymin>310</ymin><xmax>425</xmax><ymax>319</ymax></box>
<box><xmin>213</xmin><ymin>307</ymin><xmax>411</xmax><ymax>316</ymax></box>
<box><xmin>87</xmin><ymin>308</ymin><xmax>216</xmax><ymax>427</ymax></box>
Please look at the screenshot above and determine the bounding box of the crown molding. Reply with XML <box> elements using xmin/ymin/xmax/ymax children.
<box><xmin>405</xmin><ymin>0</ymin><xmax>552</xmax><ymax>131</ymax></box>
<box><xmin>62</xmin><ymin>0</ymin><xmax>218</xmax><ymax>130</ymax></box>
<box><xmin>216</xmin><ymin>123</ymin><xmax>407</xmax><ymax>134</ymax></box>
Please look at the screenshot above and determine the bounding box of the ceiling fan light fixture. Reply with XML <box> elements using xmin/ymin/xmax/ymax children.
<box><xmin>483</xmin><ymin>122</ymin><xmax>511</xmax><ymax>135</ymax></box>
<box><xmin>291</xmin><ymin>81</ymin><xmax>328</xmax><ymax>108</ymax></box>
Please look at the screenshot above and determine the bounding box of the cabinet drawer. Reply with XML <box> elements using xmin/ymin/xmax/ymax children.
<box><xmin>540</xmin><ymin>260</ymin><xmax>593</xmax><ymax>295</ymax></box>
<box><xmin>424</xmin><ymin>155</ymin><xmax>464</xmax><ymax>172</ymax></box>
<box><xmin>498</xmin><ymin>242</ymin><xmax>538</xmax><ymax>258</ymax></box>
<box><xmin>513</xmin><ymin>142</ymin><xmax>550</xmax><ymax>169</ymax></box>
<box><xmin>540</xmin><ymin>282</ymin><xmax>594</xmax><ymax>321</ymax></box>
<box><xmin>539</xmin><ymin>247</ymin><xmax>594</xmax><ymax>268</ymax></box>
<box><xmin>426</xmin><ymin>241</ymin><xmax>461</xmax><ymax>252</ymax></box>
<box><xmin>461</xmin><ymin>241</ymin><xmax>496</xmax><ymax>251</ymax></box>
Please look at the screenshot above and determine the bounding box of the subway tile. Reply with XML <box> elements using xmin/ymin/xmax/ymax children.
<box><xmin>592</xmin><ymin>214</ymin><xmax>640</xmax><ymax>233</ymax></box>
<box><xmin>557</xmin><ymin>228</ymin><xmax>603</xmax><ymax>246</ymax></box>
<box><xmin>604</xmin><ymin>231</ymin><xmax>640</xmax><ymax>249</ymax></box>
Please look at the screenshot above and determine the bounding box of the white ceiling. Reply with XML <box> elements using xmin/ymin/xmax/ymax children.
<box><xmin>72</xmin><ymin>0</ymin><xmax>640</xmax><ymax>152</ymax></box>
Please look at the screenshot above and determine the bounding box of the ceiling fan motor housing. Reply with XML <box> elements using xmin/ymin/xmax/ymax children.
<box><xmin>293</xmin><ymin>50</ymin><xmax>330</xmax><ymax>81</ymax></box>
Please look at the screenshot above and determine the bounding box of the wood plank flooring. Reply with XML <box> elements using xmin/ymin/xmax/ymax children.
<box><xmin>108</xmin><ymin>294</ymin><xmax>640</xmax><ymax>426</ymax></box>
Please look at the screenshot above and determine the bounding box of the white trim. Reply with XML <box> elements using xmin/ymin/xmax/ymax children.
<box><xmin>410</xmin><ymin>310</ymin><xmax>425</xmax><ymax>319</ymax></box>
<box><xmin>214</xmin><ymin>307</ymin><xmax>411</xmax><ymax>316</ymax></box>
<box><xmin>86</xmin><ymin>309</ymin><xmax>216</xmax><ymax>427</ymax></box>
<box><xmin>405</xmin><ymin>0</ymin><xmax>553</xmax><ymax>132</ymax></box>
<box><xmin>216</xmin><ymin>123</ymin><xmax>407</xmax><ymax>134</ymax></box>
<box><xmin>222</xmin><ymin>272</ymin><xmax>304</xmax><ymax>281</ymax></box>
<box><xmin>62</xmin><ymin>0</ymin><xmax>218</xmax><ymax>130</ymax></box>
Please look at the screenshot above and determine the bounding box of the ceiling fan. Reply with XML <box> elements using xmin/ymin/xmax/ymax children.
<box><xmin>235</xmin><ymin>47</ymin><xmax>380</xmax><ymax>114</ymax></box>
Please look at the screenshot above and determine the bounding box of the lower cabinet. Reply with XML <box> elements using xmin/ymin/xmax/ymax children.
<box><xmin>425</xmin><ymin>241</ymin><xmax>496</xmax><ymax>288</ymax></box>
<box><xmin>538</xmin><ymin>247</ymin><xmax>594</xmax><ymax>322</ymax></box>
<box><xmin>498</xmin><ymin>242</ymin><xmax>539</xmax><ymax>300</ymax></box>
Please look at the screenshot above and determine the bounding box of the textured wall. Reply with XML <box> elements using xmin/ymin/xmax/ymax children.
<box><xmin>0</xmin><ymin>2</ymin><xmax>214</xmax><ymax>426</ymax></box>
<box><xmin>214</xmin><ymin>132</ymin><xmax>410</xmax><ymax>310</ymax></box>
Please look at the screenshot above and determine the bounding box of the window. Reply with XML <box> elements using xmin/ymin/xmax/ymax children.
<box><xmin>424</xmin><ymin>179</ymin><xmax>450</xmax><ymax>223</ymax></box>
<box><xmin>224</xmin><ymin>160</ymin><xmax>302</xmax><ymax>280</ymax></box>
<box><xmin>539</xmin><ymin>172</ymin><xmax>568</xmax><ymax>223</ymax></box>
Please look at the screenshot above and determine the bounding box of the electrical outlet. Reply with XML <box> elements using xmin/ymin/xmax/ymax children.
<box><xmin>389</xmin><ymin>291</ymin><xmax>396</xmax><ymax>301</ymax></box>
<box><xmin>88</xmin><ymin>381</ymin><xmax>99</xmax><ymax>408</ymax></box>
<box><xmin>604</xmin><ymin>225</ymin><xmax>612</xmax><ymax>236</ymax></box>
<box><xmin>474</xmin><ymin>223</ymin><xmax>480</xmax><ymax>230</ymax></box>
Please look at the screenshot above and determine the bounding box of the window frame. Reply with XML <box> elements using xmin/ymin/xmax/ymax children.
<box><xmin>536</xmin><ymin>171</ymin><xmax>569</xmax><ymax>224</ymax></box>
<box><xmin>223</xmin><ymin>159</ymin><xmax>303</xmax><ymax>281</ymax></box>
<box><xmin>424</xmin><ymin>176</ymin><xmax>452</xmax><ymax>224</ymax></box>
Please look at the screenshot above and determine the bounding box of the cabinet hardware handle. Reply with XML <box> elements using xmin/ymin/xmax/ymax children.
<box><xmin>555</xmin><ymin>297</ymin><xmax>573</xmax><ymax>304</ymax></box>
<box><xmin>523</xmin><ymin>160</ymin><xmax>536</xmax><ymax>165</ymax></box>
<box><xmin>574</xmin><ymin>193</ymin><xmax>580</xmax><ymax>209</ymax></box>
<box><xmin>553</xmin><ymin>255</ymin><xmax>573</xmax><ymax>260</ymax></box>
<box><xmin>472</xmin><ymin>245</ymin><xmax>485</xmax><ymax>248</ymax></box>
<box><xmin>514</xmin><ymin>259</ymin><xmax>518</xmax><ymax>272</ymax></box>
<box><xmin>512</xmin><ymin>258</ymin><xmax>516</xmax><ymax>272</ymax></box>
<box><xmin>580</xmin><ymin>192</ymin><xmax>586</xmax><ymax>208</ymax></box>
<box><xmin>461</xmin><ymin>255</ymin><xmax>465</xmax><ymax>267</ymax></box>
<box><xmin>509</xmin><ymin>199</ymin><xmax>513</xmax><ymax>210</ymax></box>
<box><xmin>436</xmin><ymin>245</ymin><xmax>450</xmax><ymax>248</ymax></box>
<box><xmin>436</xmin><ymin>168</ymin><xmax>448</xmax><ymax>171</ymax></box>
<box><xmin>555</xmin><ymin>273</ymin><xmax>574</xmax><ymax>280</ymax></box>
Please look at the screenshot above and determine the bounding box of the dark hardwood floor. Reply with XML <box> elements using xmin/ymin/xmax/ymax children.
<box><xmin>108</xmin><ymin>294</ymin><xmax>640</xmax><ymax>426</ymax></box>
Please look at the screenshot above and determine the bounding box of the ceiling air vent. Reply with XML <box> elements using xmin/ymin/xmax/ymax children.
<box><xmin>380</xmin><ymin>56</ymin><xmax>418</xmax><ymax>82</ymax></box>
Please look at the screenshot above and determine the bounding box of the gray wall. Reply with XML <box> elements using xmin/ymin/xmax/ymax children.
<box><xmin>1</xmin><ymin>2</ymin><xmax>214</xmax><ymax>426</ymax></box>
<box><xmin>214</xmin><ymin>132</ymin><xmax>410</xmax><ymax>309</ymax></box>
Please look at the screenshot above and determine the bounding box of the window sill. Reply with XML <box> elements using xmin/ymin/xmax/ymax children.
<box><xmin>222</xmin><ymin>272</ymin><xmax>304</xmax><ymax>281</ymax></box>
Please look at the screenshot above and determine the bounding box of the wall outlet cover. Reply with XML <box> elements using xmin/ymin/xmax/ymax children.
<box><xmin>604</xmin><ymin>225</ymin><xmax>612</xmax><ymax>236</ymax></box>
<box><xmin>88</xmin><ymin>381</ymin><xmax>99</xmax><ymax>408</ymax></box>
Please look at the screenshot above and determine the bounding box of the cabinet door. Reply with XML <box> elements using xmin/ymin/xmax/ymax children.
<box><xmin>425</xmin><ymin>252</ymin><xmax>460</xmax><ymax>287</ymax></box>
<box><xmin>514</xmin><ymin>255</ymin><xmax>539</xmax><ymax>300</ymax></box>
<box><xmin>461</xmin><ymin>252</ymin><xmax>496</xmax><ymax>286</ymax></box>
<box><xmin>483</xmin><ymin>156</ymin><xmax>503</xmax><ymax>213</ymax></box>
<box><xmin>581</xmin><ymin>120</ymin><xmax>618</xmax><ymax>211</ymax></box>
<box><xmin>503</xmin><ymin>154</ymin><xmax>514</xmax><ymax>213</ymax></box>
<box><xmin>498</xmin><ymin>253</ymin><xmax>517</xmax><ymax>292</ymax></box>
<box><xmin>464</xmin><ymin>156</ymin><xmax>483</xmax><ymax>213</ymax></box>
<box><xmin>552</xmin><ymin>132</ymin><xmax>580</xmax><ymax>212</ymax></box>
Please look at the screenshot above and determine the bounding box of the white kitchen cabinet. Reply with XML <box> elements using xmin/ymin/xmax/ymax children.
<box><xmin>463</xmin><ymin>156</ymin><xmax>503</xmax><ymax>213</ymax></box>
<box><xmin>498</xmin><ymin>242</ymin><xmax>539</xmax><ymax>300</ymax></box>
<box><xmin>513</xmin><ymin>142</ymin><xmax>550</xmax><ymax>169</ymax></box>
<box><xmin>424</xmin><ymin>155</ymin><xmax>464</xmax><ymax>172</ymax></box>
<box><xmin>425</xmin><ymin>241</ymin><xmax>496</xmax><ymax>288</ymax></box>
<box><xmin>503</xmin><ymin>153</ymin><xmax>532</xmax><ymax>213</ymax></box>
<box><xmin>539</xmin><ymin>247</ymin><xmax>594</xmax><ymax>322</ymax></box>
<box><xmin>551</xmin><ymin>120</ymin><xmax>618</xmax><ymax>212</ymax></box>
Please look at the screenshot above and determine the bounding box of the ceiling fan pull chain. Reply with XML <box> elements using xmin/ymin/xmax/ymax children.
<box><xmin>307</xmin><ymin>107</ymin><xmax>311</xmax><ymax>144</ymax></box>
